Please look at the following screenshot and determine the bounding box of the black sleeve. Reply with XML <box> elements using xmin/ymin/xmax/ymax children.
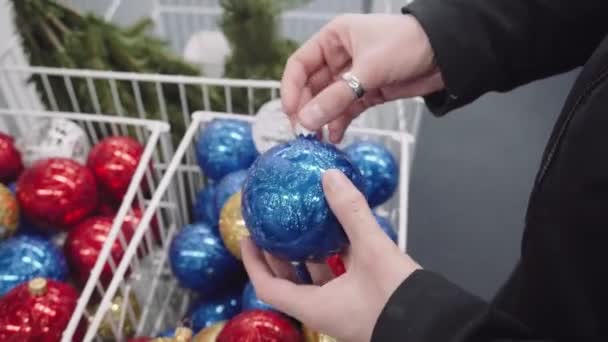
<box><xmin>372</xmin><ymin>270</ymin><xmax>550</xmax><ymax>341</ymax></box>
<box><xmin>402</xmin><ymin>0</ymin><xmax>608</xmax><ymax>115</ymax></box>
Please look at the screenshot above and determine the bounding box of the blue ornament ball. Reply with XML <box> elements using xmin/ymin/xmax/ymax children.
<box><xmin>0</xmin><ymin>235</ymin><xmax>68</xmax><ymax>295</ymax></box>
<box><xmin>242</xmin><ymin>281</ymin><xmax>275</xmax><ymax>312</ymax></box>
<box><xmin>215</xmin><ymin>170</ymin><xmax>248</xmax><ymax>214</ymax></box>
<box><xmin>190</xmin><ymin>291</ymin><xmax>241</xmax><ymax>333</ymax></box>
<box><xmin>194</xmin><ymin>183</ymin><xmax>219</xmax><ymax>225</ymax></box>
<box><xmin>373</xmin><ymin>213</ymin><xmax>398</xmax><ymax>243</ymax></box>
<box><xmin>344</xmin><ymin>140</ymin><xmax>399</xmax><ymax>207</ymax></box>
<box><xmin>195</xmin><ymin>119</ymin><xmax>258</xmax><ymax>181</ymax></box>
<box><xmin>242</xmin><ymin>136</ymin><xmax>366</xmax><ymax>261</ymax></box>
<box><xmin>169</xmin><ymin>222</ymin><xmax>243</xmax><ymax>295</ymax></box>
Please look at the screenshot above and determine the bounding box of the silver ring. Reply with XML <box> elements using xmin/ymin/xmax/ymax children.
<box><xmin>341</xmin><ymin>72</ymin><xmax>365</xmax><ymax>99</ymax></box>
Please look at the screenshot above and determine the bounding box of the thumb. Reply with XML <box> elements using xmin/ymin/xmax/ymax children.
<box><xmin>297</xmin><ymin>65</ymin><xmax>374</xmax><ymax>132</ymax></box>
<box><xmin>322</xmin><ymin>169</ymin><xmax>386</xmax><ymax>247</ymax></box>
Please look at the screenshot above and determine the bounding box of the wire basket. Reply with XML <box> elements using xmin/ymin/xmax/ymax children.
<box><xmin>0</xmin><ymin>108</ymin><xmax>172</xmax><ymax>341</ymax></box>
<box><xmin>0</xmin><ymin>0</ymin><xmax>424</xmax><ymax>141</ymax></box>
<box><xmin>85</xmin><ymin>110</ymin><xmax>412</xmax><ymax>340</ymax></box>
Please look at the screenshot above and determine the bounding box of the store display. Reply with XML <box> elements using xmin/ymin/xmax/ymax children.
<box><xmin>169</xmin><ymin>223</ymin><xmax>242</xmax><ymax>295</ymax></box>
<box><xmin>0</xmin><ymin>132</ymin><xmax>24</xmax><ymax>183</ymax></box>
<box><xmin>64</xmin><ymin>215</ymin><xmax>135</xmax><ymax>284</ymax></box>
<box><xmin>374</xmin><ymin>213</ymin><xmax>398</xmax><ymax>243</ymax></box>
<box><xmin>0</xmin><ymin>278</ymin><xmax>83</xmax><ymax>341</ymax></box>
<box><xmin>242</xmin><ymin>136</ymin><xmax>366</xmax><ymax>261</ymax></box>
<box><xmin>0</xmin><ymin>183</ymin><xmax>19</xmax><ymax>240</ymax></box>
<box><xmin>0</xmin><ymin>235</ymin><xmax>68</xmax><ymax>296</ymax></box>
<box><xmin>217</xmin><ymin>310</ymin><xmax>301</xmax><ymax>342</ymax></box>
<box><xmin>16</xmin><ymin>118</ymin><xmax>89</xmax><ymax>168</ymax></box>
<box><xmin>16</xmin><ymin>158</ymin><xmax>98</xmax><ymax>230</ymax></box>
<box><xmin>192</xmin><ymin>321</ymin><xmax>226</xmax><ymax>342</ymax></box>
<box><xmin>196</xmin><ymin>119</ymin><xmax>257</xmax><ymax>181</ymax></box>
<box><xmin>241</xmin><ymin>281</ymin><xmax>275</xmax><ymax>312</ymax></box>
<box><xmin>344</xmin><ymin>140</ymin><xmax>399</xmax><ymax>207</ymax></box>
<box><xmin>189</xmin><ymin>291</ymin><xmax>241</xmax><ymax>333</ymax></box>
<box><xmin>93</xmin><ymin>291</ymin><xmax>141</xmax><ymax>341</ymax></box>
<box><xmin>219</xmin><ymin>191</ymin><xmax>249</xmax><ymax>259</ymax></box>
<box><xmin>88</xmin><ymin>136</ymin><xmax>145</xmax><ymax>201</ymax></box>
<box><xmin>303</xmin><ymin>326</ymin><xmax>337</xmax><ymax>342</ymax></box>
<box><xmin>194</xmin><ymin>184</ymin><xmax>219</xmax><ymax>226</ymax></box>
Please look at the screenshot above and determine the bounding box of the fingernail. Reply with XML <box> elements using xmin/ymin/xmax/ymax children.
<box><xmin>298</xmin><ymin>103</ymin><xmax>324</xmax><ymax>130</ymax></box>
<box><xmin>324</xmin><ymin>169</ymin><xmax>348</xmax><ymax>192</ymax></box>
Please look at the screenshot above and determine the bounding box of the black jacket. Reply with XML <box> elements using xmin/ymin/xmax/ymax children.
<box><xmin>372</xmin><ymin>1</ymin><xmax>608</xmax><ymax>341</ymax></box>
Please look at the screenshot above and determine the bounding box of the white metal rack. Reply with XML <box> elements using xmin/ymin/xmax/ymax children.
<box><xmin>88</xmin><ymin>111</ymin><xmax>413</xmax><ymax>340</ymax></box>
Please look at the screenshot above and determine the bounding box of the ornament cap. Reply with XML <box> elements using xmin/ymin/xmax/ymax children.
<box><xmin>28</xmin><ymin>277</ymin><xmax>48</xmax><ymax>296</ymax></box>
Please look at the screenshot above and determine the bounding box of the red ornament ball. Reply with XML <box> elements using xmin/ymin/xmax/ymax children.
<box><xmin>16</xmin><ymin>158</ymin><xmax>98</xmax><ymax>230</ymax></box>
<box><xmin>0</xmin><ymin>132</ymin><xmax>24</xmax><ymax>183</ymax></box>
<box><xmin>64</xmin><ymin>215</ymin><xmax>135</xmax><ymax>285</ymax></box>
<box><xmin>87</xmin><ymin>136</ymin><xmax>145</xmax><ymax>201</ymax></box>
<box><xmin>217</xmin><ymin>310</ymin><xmax>302</xmax><ymax>342</ymax></box>
<box><xmin>0</xmin><ymin>278</ymin><xmax>84</xmax><ymax>342</ymax></box>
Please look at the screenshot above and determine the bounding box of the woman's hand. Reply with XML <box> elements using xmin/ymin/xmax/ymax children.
<box><xmin>241</xmin><ymin>170</ymin><xmax>421</xmax><ymax>342</ymax></box>
<box><xmin>281</xmin><ymin>14</ymin><xmax>442</xmax><ymax>143</ymax></box>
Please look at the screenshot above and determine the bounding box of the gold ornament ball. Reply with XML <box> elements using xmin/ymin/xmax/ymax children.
<box><xmin>0</xmin><ymin>183</ymin><xmax>18</xmax><ymax>240</ymax></box>
<box><xmin>219</xmin><ymin>191</ymin><xmax>250</xmax><ymax>259</ymax></box>
<box><xmin>93</xmin><ymin>291</ymin><xmax>141</xmax><ymax>341</ymax></box>
<box><xmin>153</xmin><ymin>327</ymin><xmax>193</xmax><ymax>342</ymax></box>
<box><xmin>303</xmin><ymin>326</ymin><xmax>338</xmax><ymax>342</ymax></box>
<box><xmin>193</xmin><ymin>321</ymin><xmax>226</xmax><ymax>342</ymax></box>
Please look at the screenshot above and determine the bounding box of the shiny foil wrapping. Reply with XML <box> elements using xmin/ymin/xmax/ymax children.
<box><xmin>242</xmin><ymin>136</ymin><xmax>365</xmax><ymax>261</ymax></box>
<box><xmin>195</xmin><ymin>119</ymin><xmax>258</xmax><ymax>181</ymax></box>
<box><xmin>344</xmin><ymin>140</ymin><xmax>399</xmax><ymax>208</ymax></box>
<box><xmin>169</xmin><ymin>223</ymin><xmax>242</xmax><ymax>295</ymax></box>
<box><xmin>0</xmin><ymin>235</ymin><xmax>68</xmax><ymax>296</ymax></box>
<box><xmin>16</xmin><ymin>158</ymin><xmax>98</xmax><ymax>230</ymax></box>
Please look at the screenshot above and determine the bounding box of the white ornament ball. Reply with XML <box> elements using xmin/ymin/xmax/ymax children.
<box><xmin>183</xmin><ymin>30</ymin><xmax>231</xmax><ymax>78</ymax></box>
<box><xmin>17</xmin><ymin>118</ymin><xmax>90</xmax><ymax>167</ymax></box>
<box><xmin>252</xmin><ymin>99</ymin><xmax>297</xmax><ymax>153</ymax></box>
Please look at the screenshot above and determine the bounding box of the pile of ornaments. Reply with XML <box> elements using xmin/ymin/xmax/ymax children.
<box><xmin>0</xmin><ymin>118</ymin><xmax>151</xmax><ymax>341</ymax></box>
<box><xmin>132</xmin><ymin>114</ymin><xmax>400</xmax><ymax>341</ymax></box>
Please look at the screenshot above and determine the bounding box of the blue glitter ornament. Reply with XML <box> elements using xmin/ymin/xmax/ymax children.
<box><xmin>373</xmin><ymin>213</ymin><xmax>398</xmax><ymax>243</ymax></box>
<box><xmin>0</xmin><ymin>235</ymin><xmax>68</xmax><ymax>295</ymax></box>
<box><xmin>215</xmin><ymin>170</ymin><xmax>248</xmax><ymax>214</ymax></box>
<box><xmin>194</xmin><ymin>183</ymin><xmax>219</xmax><ymax>225</ymax></box>
<box><xmin>344</xmin><ymin>140</ymin><xmax>399</xmax><ymax>207</ymax></box>
<box><xmin>242</xmin><ymin>281</ymin><xmax>275</xmax><ymax>312</ymax></box>
<box><xmin>169</xmin><ymin>222</ymin><xmax>243</xmax><ymax>295</ymax></box>
<box><xmin>242</xmin><ymin>136</ymin><xmax>366</xmax><ymax>261</ymax></box>
<box><xmin>195</xmin><ymin>119</ymin><xmax>258</xmax><ymax>181</ymax></box>
<box><xmin>190</xmin><ymin>291</ymin><xmax>241</xmax><ymax>333</ymax></box>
